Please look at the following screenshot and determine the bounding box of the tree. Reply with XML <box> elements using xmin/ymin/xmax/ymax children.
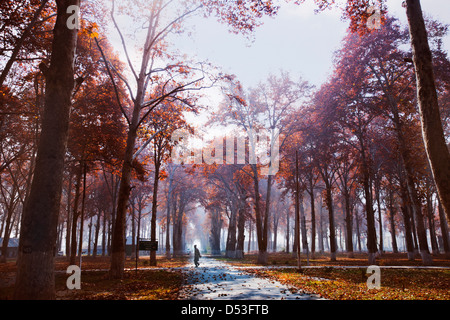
<box><xmin>315</xmin><ymin>0</ymin><xmax>450</xmax><ymax>232</ymax></box>
<box><xmin>14</xmin><ymin>0</ymin><xmax>81</xmax><ymax>300</ymax></box>
<box><xmin>330</xmin><ymin>16</ymin><xmax>449</xmax><ymax>264</ymax></box>
<box><xmin>104</xmin><ymin>0</ymin><xmax>212</xmax><ymax>278</ymax></box>
<box><xmin>143</xmin><ymin>99</ymin><xmax>194</xmax><ymax>266</ymax></box>
<box><xmin>0</xmin><ymin>0</ymin><xmax>52</xmax><ymax>88</ymax></box>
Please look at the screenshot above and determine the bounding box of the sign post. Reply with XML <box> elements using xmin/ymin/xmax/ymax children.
<box><xmin>138</xmin><ymin>240</ymin><xmax>158</xmax><ymax>251</ymax></box>
<box><xmin>138</xmin><ymin>240</ymin><xmax>158</xmax><ymax>266</ymax></box>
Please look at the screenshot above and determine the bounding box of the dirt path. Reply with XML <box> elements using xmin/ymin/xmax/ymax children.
<box><xmin>178</xmin><ymin>257</ymin><xmax>323</xmax><ymax>300</ymax></box>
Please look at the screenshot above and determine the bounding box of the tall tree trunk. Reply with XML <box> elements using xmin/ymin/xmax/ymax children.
<box><xmin>285</xmin><ymin>206</ymin><xmax>290</xmax><ymax>254</ymax></box>
<box><xmin>308</xmin><ymin>187</ymin><xmax>316</xmax><ymax>258</ymax></box>
<box><xmin>225</xmin><ymin>203</ymin><xmax>238</xmax><ymax>258</ymax></box>
<box><xmin>150</xmin><ymin>160</ymin><xmax>161</xmax><ymax>266</ymax></box>
<box><xmin>69</xmin><ymin>166</ymin><xmax>82</xmax><ymax>265</ymax></box>
<box><xmin>299</xmin><ymin>195</ymin><xmax>308</xmax><ymax>254</ymax></box>
<box><xmin>387</xmin><ymin>189</ymin><xmax>399</xmax><ymax>254</ymax></box>
<box><xmin>293</xmin><ymin>152</ymin><xmax>300</xmax><ymax>266</ymax></box>
<box><xmin>236</xmin><ymin>207</ymin><xmax>245</xmax><ymax>258</ymax></box>
<box><xmin>405</xmin><ymin>0</ymin><xmax>450</xmax><ymax>224</ymax></box>
<box><xmin>165</xmin><ymin>173</ymin><xmax>173</xmax><ymax>258</ymax></box>
<box><xmin>251</xmin><ymin>164</ymin><xmax>266</xmax><ymax>264</ymax></box>
<box><xmin>389</xmin><ymin>209</ymin><xmax>399</xmax><ymax>254</ymax></box>
<box><xmin>400</xmin><ymin>182</ymin><xmax>415</xmax><ymax>260</ymax></box>
<box><xmin>107</xmin><ymin>216</ymin><xmax>111</xmax><ymax>255</ymax></box>
<box><xmin>407</xmin><ymin>178</ymin><xmax>432</xmax><ymax>264</ymax></box>
<box><xmin>87</xmin><ymin>217</ymin><xmax>92</xmax><ymax>256</ymax></box>
<box><xmin>293</xmin><ymin>196</ymin><xmax>299</xmax><ymax>259</ymax></box>
<box><xmin>130</xmin><ymin>200</ymin><xmax>136</xmax><ymax>260</ymax></box>
<box><xmin>426</xmin><ymin>192</ymin><xmax>439</xmax><ymax>255</ymax></box>
<box><xmin>272</xmin><ymin>215</ymin><xmax>278</xmax><ymax>252</ymax></box>
<box><xmin>393</xmin><ymin>109</ymin><xmax>432</xmax><ymax>264</ymax></box>
<box><xmin>324</xmin><ymin>181</ymin><xmax>337</xmax><ymax>261</ymax></box>
<box><xmin>109</xmin><ymin>2</ymin><xmax>156</xmax><ymax>277</ymax></box>
<box><xmin>359</xmin><ymin>141</ymin><xmax>377</xmax><ymax>264</ymax></box>
<box><xmin>355</xmin><ymin>211</ymin><xmax>362</xmax><ymax>253</ymax></box>
<box><xmin>172</xmin><ymin>199</ymin><xmax>179</xmax><ymax>257</ymax></box>
<box><xmin>136</xmin><ymin>202</ymin><xmax>142</xmax><ymax>260</ymax></box>
<box><xmin>343</xmin><ymin>190</ymin><xmax>354</xmax><ymax>258</ymax></box>
<box><xmin>248</xmin><ymin>219</ymin><xmax>252</xmax><ymax>252</ymax></box>
<box><xmin>101</xmin><ymin>211</ymin><xmax>106</xmax><ymax>256</ymax></box>
<box><xmin>14</xmin><ymin>0</ymin><xmax>80</xmax><ymax>299</ymax></box>
<box><xmin>437</xmin><ymin>200</ymin><xmax>450</xmax><ymax>258</ymax></box>
<box><xmin>77</xmin><ymin>163</ymin><xmax>87</xmax><ymax>261</ymax></box>
<box><xmin>65</xmin><ymin>174</ymin><xmax>73</xmax><ymax>258</ymax></box>
<box><xmin>210</xmin><ymin>208</ymin><xmax>222</xmax><ymax>255</ymax></box>
<box><xmin>109</xmin><ymin>117</ymin><xmax>139</xmax><ymax>278</ymax></box>
<box><xmin>318</xmin><ymin>194</ymin><xmax>324</xmax><ymax>253</ymax></box>
<box><xmin>93</xmin><ymin>210</ymin><xmax>101</xmax><ymax>258</ymax></box>
<box><xmin>375</xmin><ymin>178</ymin><xmax>383</xmax><ymax>253</ymax></box>
<box><xmin>0</xmin><ymin>185</ymin><xmax>18</xmax><ymax>263</ymax></box>
<box><xmin>260</xmin><ymin>174</ymin><xmax>273</xmax><ymax>263</ymax></box>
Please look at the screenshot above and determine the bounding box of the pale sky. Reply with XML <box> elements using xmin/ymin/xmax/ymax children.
<box><xmin>107</xmin><ymin>0</ymin><xmax>450</xmax><ymax>129</ymax></box>
<box><xmin>172</xmin><ymin>0</ymin><xmax>450</xmax><ymax>89</ymax></box>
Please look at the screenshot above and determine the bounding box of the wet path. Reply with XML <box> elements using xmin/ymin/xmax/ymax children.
<box><xmin>178</xmin><ymin>257</ymin><xmax>323</xmax><ymax>300</ymax></box>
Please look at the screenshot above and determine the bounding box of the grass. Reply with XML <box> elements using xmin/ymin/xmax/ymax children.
<box><xmin>55</xmin><ymin>269</ymin><xmax>183</xmax><ymax>300</ymax></box>
<box><xmin>245</xmin><ymin>267</ymin><xmax>450</xmax><ymax>300</ymax></box>
<box><xmin>219</xmin><ymin>251</ymin><xmax>450</xmax><ymax>267</ymax></box>
<box><xmin>221</xmin><ymin>251</ymin><xmax>450</xmax><ymax>300</ymax></box>
<box><xmin>2</xmin><ymin>252</ymin><xmax>449</xmax><ymax>300</ymax></box>
<box><xmin>0</xmin><ymin>254</ymin><xmax>190</xmax><ymax>300</ymax></box>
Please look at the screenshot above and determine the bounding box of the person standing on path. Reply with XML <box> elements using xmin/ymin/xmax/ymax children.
<box><xmin>194</xmin><ymin>245</ymin><xmax>202</xmax><ymax>267</ymax></box>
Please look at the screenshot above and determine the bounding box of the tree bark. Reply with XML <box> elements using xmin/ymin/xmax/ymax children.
<box><xmin>392</xmin><ymin>99</ymin><xmax>432</xmax><ymax>264</ymax></box>
<box><xmin>69</xmin><ymin>166</ymin><xmax>82</xmax><ymax>265</ymax></box>
<box><xmin>343</xmin><ymin>190</ymin><xmax>354</xmax><ymax>258</ymax></box>
<box><xmin>236</xmin><ymin>207</ymin><xmax>245</xmax><ymax>258</ymax></box>
<box><xmin>400</xmin><ymin>181</ymin><xmax>416</xmax><ymax>260</ymax></box>
<box><xmin>318</xmin><ymin>194</ymin><xmax>325</xmax><ymax>253</ymax></box>
<box><xmin>77</xmin><ymin>163</ymin><xmax>87</xmax><ymax>261</ymax></box>
<box><xmin>324</xmin><ymin>181</ymin><xmax>337</xmax><ymax>261</ymax></box>
<box><xmin>225</xmin><ymin>202</ymin><xmax>238</xmax><ymax>258</ymax></box>
<box><xmin>101</xmin><ymin>211</ymin><xmax>106</xmax><ymax>256</ymax></box>
<box><xmin>437</xmin><ymin>200</ymin><xmax>450</xmax><ymax>258</ymax></box>
<box><xmin>0</xmin><ymin>184</ymin><xmax>18</xmax><ymax>263</ymax></box>
<box><xmin>14</xmin><ymin>0</ymin><xmax>80</xmax><ymax>299</ymax></box>
<box><xmin>149</xmin><ymin>160</ymin><xmax>161</xmax><ymax>266</ymax></box>
<box><xmin>308</xmin><ymin>186</ymin><xmax>316</xmax><ymax>258</ymax></box>
<box><xmin>109</xmin><ymin>123</ymin><xmax>138</xmax><ymax>278</ymax></box>
<box><xmin>355</xmin><ymin>211</ymin><xmax>362</xmax><ymax>253</ymax></box>
<box><xmin>405</xmin><ymin>0</ymin><xmax>450</xmax><ymax>224</ymax></box>
<box><xmin>360</xmin><ymin>144</ymin><xmax>377</xmax><ymax>264</ymax></box>
<box><xmin>210</xmin><ymin>208</ymin><xmax>222</xmax><ymax>255</ymax></box>
<box><xmin>165</xmin><ymin>171</ymin><xmax>173</xmax><ymax>258</ymax></box>
<box><xmin>250</xmin><ymin>164</ymin><xmax>267</xmax><ymax>264</ymax></box>
<box><xmin>299</xmin><ymin>195</ymin><xmax>308</xmax><ymax>254</ymax></box>
<box><xmin>375</xmin><ymin>177</ymin><xmax>383</xmax><ymax>253</ymax></box>
<box><xmin>294</xmin><ymin>151</ymin><xmax>302</xmax><ymax>268</ymax></box>
<box><xmin>426</xmin><ymin>191</ymin><xmax>439</xmax><ymax>255</ymax></box>
<box><xmin>285</xmin><ymin>206</ymin><xmax>290</xmax><ymax>254</ymax></box>
<box><xmin>93</xmin><ymin>210</ymin><xmax>101</xmax><ymax>258</ymax></box>
<box><xmin>65</xmin><ymin>174</ymin><xmax>73</xmax><ymax>258</ymax></box>
<box><xmin>387</xmin><ymin>189</ymin><xmax>399</xmax><ymax>254</ymax></box>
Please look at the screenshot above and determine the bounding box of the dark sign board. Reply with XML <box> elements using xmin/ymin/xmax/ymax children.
<box><xmin>139</xmin><ymin>240</ymin><xmax>158</xmax><ymax>251</ymax></box>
